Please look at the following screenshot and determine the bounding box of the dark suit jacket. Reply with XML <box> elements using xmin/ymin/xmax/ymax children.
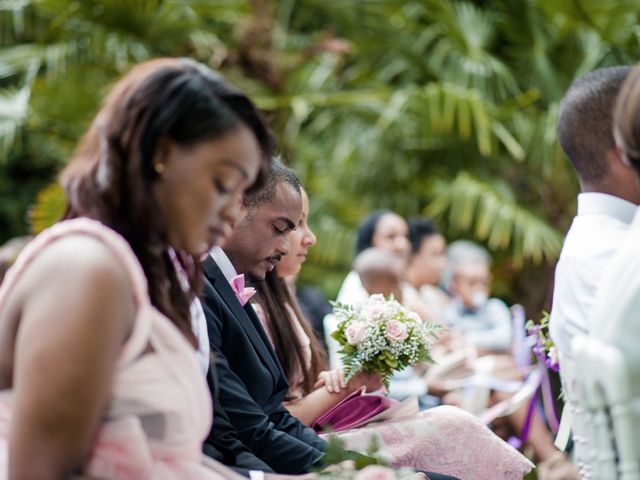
<box><xmin>202</xmin><ymin>366</ymin><xmax>273</xmax><ymax>477</ymax></box>
<box><xmin>201</xmin><ymin>256</ymin><xmax>326</xmax><ymax>474</ymax></box>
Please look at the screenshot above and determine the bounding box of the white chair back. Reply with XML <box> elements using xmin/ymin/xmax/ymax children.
<box><xmin>571</xmin><ymin>334</ymin><xmax>640</xmax><ymax>480</ymax></box>
<box><xmin>559</xmin><ymin>351</ymin><xmax>595</xmax><ymax>478</ymax></box>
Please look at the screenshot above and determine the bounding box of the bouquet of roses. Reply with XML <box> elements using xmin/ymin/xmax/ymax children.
<box><xmin>331</xmin><ymin>294</ymin><xmax>442</xmax><ymax>388</ymax></box>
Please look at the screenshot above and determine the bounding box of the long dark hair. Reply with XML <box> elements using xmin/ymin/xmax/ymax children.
<box><xmin>60</xmin><ymin>58</ymin><xmax>274</xmax><ymax>345</ymax></box>
<box><xmin>254</xmin><ymin>271</ymin><xmax>327</xmax><ymax>397</ymax></box>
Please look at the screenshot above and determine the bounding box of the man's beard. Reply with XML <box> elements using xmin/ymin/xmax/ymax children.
<box><xmin>245</xmin><ymin>271</ymin><xmax>266</xmax><ymax>285</ymax></box>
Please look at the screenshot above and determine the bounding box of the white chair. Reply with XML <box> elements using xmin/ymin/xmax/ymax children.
<box><xmin>570</xmin><ymin>334</ymin><xmax>640</xmax><ymax>480</ymax></box>
<box><xmin>558</xmin><ymin>351</ymin><xmax>594</xmax><ymax>477</ymax></box>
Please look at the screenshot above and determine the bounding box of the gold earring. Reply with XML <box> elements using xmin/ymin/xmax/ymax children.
<box><xmin>154</xmin><ymin>162</ymin><xmax>165</xmax><ymax>175</ymax></box>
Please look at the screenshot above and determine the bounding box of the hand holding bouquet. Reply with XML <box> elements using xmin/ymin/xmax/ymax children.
<box><xmin>331</xmin><ymin>294</ymin><xmax>442</xmax><ymax>387</ymax></box>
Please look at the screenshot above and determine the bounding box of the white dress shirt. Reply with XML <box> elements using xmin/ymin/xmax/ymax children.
<box><xmin>592</xmin><ymin>207</ymin><xmax>640</xmax><ymax>356</ymax></box>
<box><xmin>190</xmin><ymin>298</ymin><xmax>210</xmax><ymax>376</ymax></box>
<box><xmin>589</xmin><ymin>208</ymin><xmax>640</xmax><ymax>449</ymax></box>
<box><xmin>168</xmin><ymin>248</ymin><xmax>211</xmax><ymax>375</ymax></box>
<box><xmin>336</xmin><ymin>270</ymin><xmax>369</xmax><ymax>304</ymax></box>
<box><xmin>549</xmin><ymin>193</ymin><xmax>636</xmax><ymax>358</ymax></box>
<box><xmin>209</xmin><ymin>246</ymin><xmax>238</xmax><ymax>283</ymax></box>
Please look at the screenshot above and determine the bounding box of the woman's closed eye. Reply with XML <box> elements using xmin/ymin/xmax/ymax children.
<box><xmin>214</xmin><ymin>179</ymin><xmax>232</xmax><ymax>195</ymax></box>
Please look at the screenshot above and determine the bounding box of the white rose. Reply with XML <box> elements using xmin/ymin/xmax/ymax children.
<box><xmin>345</xmin><ymin>321</ymin><xmax>367</xmax><ymax>345</ymax></box>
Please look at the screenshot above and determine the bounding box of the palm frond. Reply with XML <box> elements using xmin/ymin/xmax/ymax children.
<box><xmin>537</xmin><ymin>0</ymin><xmax>640</xmax><ymax>46</ymax></box>
<box><xmin>422</xmin><ymin>0</ymin><xmax>520</xmax><ymax>101</ymax></box>
<box><xmin>426</xmin><ymin>172</ymin><xmax>564</xmax><ymax>266</ymax></box>
<box><xmin>0</xmin><ymin>61</ymin><xmax>37</xmax><ymax>159</ymax></box>
<box><xmin>29</xmin><ymin>181</ymin><xmax>65</xmax><ymax>234</ymax></box>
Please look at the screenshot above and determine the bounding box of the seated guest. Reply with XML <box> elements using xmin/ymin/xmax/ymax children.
<box><xmin>253</xmin><ymin>188</ymin><xmax>534</xmax><ymax>480</ymax></box>
<box><xmin>437</xmin><ymin>242</ymin><xmax>562</xmax><ymax>469</ymax></box>
<box><xmin>349</xmin><ymin>247</ymin><xmax>436</xmax><ymax>403</ymax></box>
<box><xmin>404</xmin><ymin>218</ymin><xmax>450</xmax><ymax>322</ymax></box>
<box><xmin>201</xmin><ymin>160</ymin><xmax>327</xmax><ymax>475</ymax></box>
<box><xmin>353</xmin><ymin>247</ymin><xmax>404</xmax><ymax>301</ymax></box>
<box><xmin>203</xmin><ymin>164</ymin><xmax>459</xmax><ymax>480</ymax></box>
<box><xmin>0</xmin><ymin>58</ymin><xmax>272</xmax><ymax>478</ymax></box>
<box><xmin>252</xmin><ymin>188</ymin><xmax>384</xmax><ymax>422</ymax></box>
<box><xmin>337</xmin><ymin>210</ymin><xmax>411</xmax><ymax>304</ymax></box>
<box><xmin>443</xmin><ymin>240</ymin><xmax>512</xmax><ymax>353</ymax></box>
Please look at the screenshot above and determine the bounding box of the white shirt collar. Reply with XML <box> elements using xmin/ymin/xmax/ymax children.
<box><xmin>209</xmin><ymin>246</ymin><xmax>238</xmax><ymax>282</ymax></box>
<box><xmin>577</xmin><ymin>192</ymin><xmax>637</xmax><ymax>225</ymax></box>
<box><xmin>630</xmin><ymin>207</ymin><xmax>640</xmax><ymax>231</ymax></box>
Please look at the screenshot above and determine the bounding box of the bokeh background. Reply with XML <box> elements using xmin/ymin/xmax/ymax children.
<box><xmin>2</xmin><ymin>0</ymin><xmax>639</xmax><ymax>313</ymax></box>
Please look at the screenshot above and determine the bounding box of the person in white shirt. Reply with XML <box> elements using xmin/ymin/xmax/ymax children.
<box><xmin>549</xmin><ymin>66</ymin><xmax>639</xmax><ymax>360</ymax></box>
<box><xmin>545</xmin><ymin>66</ymin><xmax>638</xmax><ymax>480</ymax></box>
<box><xmin>589</xmin><ymin>64</ymin><xmax>640</xmax><ymax>458</ymax></box>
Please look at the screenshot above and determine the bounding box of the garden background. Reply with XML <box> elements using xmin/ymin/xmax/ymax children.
<box><xmin>2</xmin><ymin>0</ymin><xmax>639</xmax><ymax>313</ymax></box>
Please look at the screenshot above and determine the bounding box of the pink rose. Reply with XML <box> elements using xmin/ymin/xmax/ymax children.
<box><xmin>346</xmin><ymin>321</ymin><xmax>367</xmax><ymax>345</ymax></box>
<box><xmin>386</xmin><ymin>319</ymin><xmax>408</xmax><ymax>342</ymax></box>
<box><xmin>354</xmin><ymin>465</ymin><xmax>397</xmax><ymax>480</ymax></box>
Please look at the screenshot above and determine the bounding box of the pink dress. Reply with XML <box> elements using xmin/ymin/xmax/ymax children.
<box><xmin>0</xmin><ymin>219</ymin><xmax>230</xmax><ymax>479</ymax></box>
<box><xmin>257</xmin><ymin>303</ymin><xmax>535</xmax><ymax>480</ymax></box>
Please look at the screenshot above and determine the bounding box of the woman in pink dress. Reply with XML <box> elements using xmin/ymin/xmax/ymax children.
<box><xmin>0</xmin><ymin>58</ymin><xmax>273</xmax><ymax>479</ymax></box>
<box><xmin>253</xmin><ymin>188</ymin><xmax>535</xmax><ymax>480</ymax></box>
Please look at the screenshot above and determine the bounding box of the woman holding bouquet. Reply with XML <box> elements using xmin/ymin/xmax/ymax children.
<box><xmin>252</xmin><ymin>187</ymin><xmax>534</xmax><ymax>480</ymax></box>
<box><xmin>0</xmin><ymin>58</ymin><xmax>272</xmax><ymax>479</ymax></box>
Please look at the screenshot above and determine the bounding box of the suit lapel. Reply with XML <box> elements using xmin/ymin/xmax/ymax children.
<box><xmin>203</xmin><ymin>256</ymin><xmax>285</xmax><ymax>383</ymax></box>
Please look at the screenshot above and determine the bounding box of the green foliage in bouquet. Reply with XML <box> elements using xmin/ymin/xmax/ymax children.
<box><xmin>317</xmin><ymin>435</ymin><xmax>421</xmax><ymax>479</ymax></box>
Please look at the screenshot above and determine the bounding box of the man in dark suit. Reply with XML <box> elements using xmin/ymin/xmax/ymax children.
<box><xmin>201</xmin><ymin>160</ymin><xmax>459</xmax><ymax>480</ymax></box>
<box><xmin>202</xmin><ymin>367</ymin><xmax>274</xmax><ymax>476</ymax></box>
<box><xmin>202</xmin><ymin>160</ymin><xmax>325</xmax><ymax>475</ymax></box>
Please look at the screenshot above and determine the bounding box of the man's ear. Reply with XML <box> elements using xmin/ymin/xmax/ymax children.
<box><xmin>607</xmin><ymin>142</ymin><xmax>632</xmax><ymax>168</ymax></box>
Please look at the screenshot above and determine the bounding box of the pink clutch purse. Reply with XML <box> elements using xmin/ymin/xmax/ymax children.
<box><xmin>311</xmin><ymin>387</ymin><xmax>399</xmax><ymax>433</ymax></box>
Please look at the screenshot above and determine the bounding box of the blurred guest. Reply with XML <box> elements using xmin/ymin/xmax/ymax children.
<box><xmin>0</xmin><ymin>58</ymin><xmax>272</xmax><ymax>478</ymax></box>
<box><xmin>336</xmin><ymin>210</ymin><xmax>410</xmax><ymax>304</ymax></box>
<box><xmin>353</xmin><ymin>247</ymin><xmax>404</xmax><ymax>301</ymax></box>
<box><xmin>404</xmin><ymin>218</ymin><xmax>450</xmax><ymax>323</ymax></box>
<box><xmin>443</xmin><ymin>240</ymin><xmax>512</xmax><ymax>353</ymax></box>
